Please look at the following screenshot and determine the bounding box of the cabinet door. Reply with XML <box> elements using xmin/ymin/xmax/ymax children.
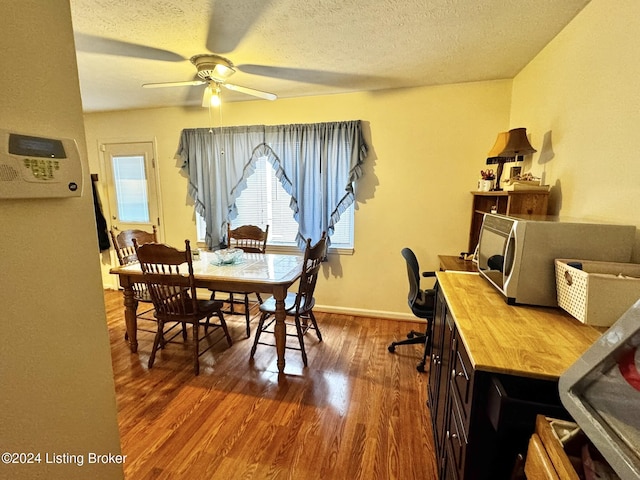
<box><xmin>524</xmin><ymin>434</ymin><xmax>560</xmax><ymax>480</ymax></box>
<box><xmin>450</xmin><ymin>336</ymin><xmax>475</xmax><ymax>436</ymax></box>
<box><xmin>434</xmin><ymin>303</ymin><xmax>455</xmax><ymax>458</ymax></box>
<box><xmin>444</xmin><ymin>441</ymin><xmax>460</xmax><ymax>480</ymax></box>
<box><xmin>446</xmin><ymin>389</ymin><xmax>469</xmax><ymax>480</ymax></box>
<box><xmin>506</xmin><ymin>192</ymin><xmax>548</xmax><ymax>216</ymax></box>
<box><xmin>429</xmin><ymin>287</ymin><xmax>446</xmax><ymax>411</ymax></box>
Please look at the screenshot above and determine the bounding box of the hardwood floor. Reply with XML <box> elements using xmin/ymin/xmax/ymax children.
<box><xmin>104</xmin><ymin>289</ymin><xmax>438</xmax><ymax>479</ymax></box>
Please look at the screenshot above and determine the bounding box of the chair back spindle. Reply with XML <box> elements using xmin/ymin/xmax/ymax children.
<box><xmin>110</xmin><ymin>225</ymin><xmax>158</xmax><ymax>266</ymax></box>
<box><xmin>137</xmin><ymin>242</ymin><xmax>197</xmax><ymax>319</ymax></box>
<box><xmin>294</xmin><ymin>235</ymin><xmax>327</xmax><ymax>314</ymax></box>
<box><xmin>227</xmin><ymin>224</ymin><xmax>269</xmax><ymax>253</ymax></box>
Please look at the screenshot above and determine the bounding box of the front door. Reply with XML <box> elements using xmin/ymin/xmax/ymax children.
<box><xmin>102</xmin><ymin>141</ymin><xmax>160</xmax><ymax>235</ymax></box>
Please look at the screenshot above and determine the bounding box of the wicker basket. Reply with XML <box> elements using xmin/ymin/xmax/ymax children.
<box><xmin>555</xmin><ymin>259</ymin><xmax>640</xmax><ymax>327</ymax></box>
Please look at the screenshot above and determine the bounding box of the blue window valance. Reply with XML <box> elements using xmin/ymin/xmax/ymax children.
<box><xmin>176</xmin><ymin>120</ymin><xmax>367</xmax><ymax>249</ymax></box>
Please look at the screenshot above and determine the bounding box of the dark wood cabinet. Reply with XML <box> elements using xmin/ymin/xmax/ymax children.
<box><xmin>429</xmin><ymin>286</ymin><xmax>455</xmax><ymax>476</ymax></box>
<box><xmin>429</xmin><ymin>272</ymin><xmax>602</xmax><ymax>480</ymax></box>
<box><xmin>467</xmin><ymin>191</ymin><xmax>549</xmax><ymax>252</ymax></box>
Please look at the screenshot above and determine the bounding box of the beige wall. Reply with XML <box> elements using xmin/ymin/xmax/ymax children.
<box><xmin>87</xmin><ymin>0</ymin><xmax>640</xmax><ymax>318</ymax></box>
<box><xmin>0</xmin><ymin>1</ymin><xmax>122</xmax><ymax>479</ymax></box>
<box><xmin>86</xmin><ymin>81</ymin><xmax>512</xmax><ymax>318</ymax></box>
<box><xmin>511</xmin><ymin>0</ymin><xmax>640</xmax><ymax>261</ymax></box>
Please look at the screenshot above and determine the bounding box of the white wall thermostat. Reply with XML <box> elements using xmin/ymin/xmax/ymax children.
<box><xmin>0</xmin><ymin>128</ymin><xmax>83</xmax><ymax>199</ymax></box>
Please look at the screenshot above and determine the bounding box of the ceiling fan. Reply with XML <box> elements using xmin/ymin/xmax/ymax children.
<box><xmin>73</xmin><ymin>2</ymin><xmax>372</xmax><ymax>108</ymax></box>
<box><xmin>142</xmin><ymin>53</ymin><xmax>277</xmax><ymax>105</ymax></box>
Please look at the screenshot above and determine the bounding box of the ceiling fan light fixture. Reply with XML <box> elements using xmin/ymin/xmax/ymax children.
<box><xmin>191</xmin><ymin>54</ymin><xmax>236</xmax><ymax>82</ymax></box>
<box><xmin>212</xmin><ymin>63</ymin><xmax>235</xmax><ymax>81</ymax></box>
<box><xmin>210</xmin><ymin>91</ymin><xmax>221</xmax><ymax>107</ymax></box>
<box><xmin>144</xmin><ymin>53</ymin><xmax>276</xmax><ymax>104</ymax></box>
<box><xmin>202</xmin><ymin>83</ymin><xmax>222</xmax><ymax>108</ymax></box>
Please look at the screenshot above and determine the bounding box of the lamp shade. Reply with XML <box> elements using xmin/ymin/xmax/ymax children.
<box><xmin>486</xmin><ymin>128</ymin><xmax>536</xmax><ymax>164</ymax></box>
<box><xmin>486</xmin><ymin>131</ymin><xmax>512</xmax><ymax>165</ymax></box>
<box><xmin>501</xmin><ymin>127</ymin><xmax>536</xmax><ymax>157</ymax></box>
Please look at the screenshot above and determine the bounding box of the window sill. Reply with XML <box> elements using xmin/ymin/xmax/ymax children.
<box><xmin>195</xmin><ymin>242</ymin><xmax>353</xmax><ymax>256</ymax></box>
<box><xmin>267</xmin><ymin>244</ymin><xmax>354</xmax><ymax>256</ymax></box>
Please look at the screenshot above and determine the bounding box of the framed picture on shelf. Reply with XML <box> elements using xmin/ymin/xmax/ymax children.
<box><xmin>510</xmin><ymin>166</ymin><xmax>522</xmax><ymax>179</ymax></box>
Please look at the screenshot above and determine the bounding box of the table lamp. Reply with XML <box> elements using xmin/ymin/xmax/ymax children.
<box><xmin>486</xmin><ymin>128</ymin><xmax>537</xmax><ymax>190</ymax></box>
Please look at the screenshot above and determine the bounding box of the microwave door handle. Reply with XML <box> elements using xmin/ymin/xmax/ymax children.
<box><xmin>504</xmin><ymin>235</ymin><xmax>516</xmax><ymax>277</ymax></box>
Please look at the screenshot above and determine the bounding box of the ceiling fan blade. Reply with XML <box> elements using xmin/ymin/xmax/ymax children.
<box><xmin>221</xmin><ymin>83</ymin><xmax>277</xmax><ymax>101</ymax></box>
<box><xmin>238</xmin><ymin>64</ymin><xmax>385</xmax><ymax>87</ymax></box>
<box><xmin>143</xmin><ymin>80</ymin><xmax>206</xmax><ymax>89</ymax></box>
<box><xmin>206</xmin><ymin>0</ymin><xmax>273</xmax><ymax>53</ymax></box>
<box><xmin>74</xmin><ymin>32</ymin><xmax>186</xmax><ymax>62</ymax></box>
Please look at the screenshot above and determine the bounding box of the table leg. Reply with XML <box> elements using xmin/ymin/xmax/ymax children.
<box><xmin>273</xmin><ymin>286</ymin><xmax>287</xmax><ymax>374</ymax></box>
<box><xmin>122</xmin><ymin>285</ymin><xmax>138</xmax><ymax>353</ymax></box>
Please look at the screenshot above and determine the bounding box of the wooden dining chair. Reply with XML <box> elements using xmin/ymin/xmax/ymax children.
<box><xmin>111</xmin><ymin>226</ymin><xmax>158</xmax><ymax>266</ymax></box>
<box><xmin>110</xmin><ymin>226</ymin><xmax>158</xmax><ymax>337</ymax></box>
<box><xmin>250</xmin><ymin>232</ymin><xmax>327</xmax><ymax>367</ymax></box>
<box><xmin>134</xmin><ymin>239</ymin><xmax>232</xmax><ymax>375</ymax></box>
<box><xmin>211</xmin><ymin>224</ymin><xmax>269</xmax><ymax>337</ymax></box>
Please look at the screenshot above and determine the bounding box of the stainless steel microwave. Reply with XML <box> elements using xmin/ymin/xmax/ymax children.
<box><xmin>477</xmin><ymin>214</ymin><xmax>636</xmax><ymax>306</ymax></box>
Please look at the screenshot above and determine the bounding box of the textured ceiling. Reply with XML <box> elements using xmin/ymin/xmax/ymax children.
<box><xmin>69</xmin><ymin>0</ymin><xmax>591</xmax><ymax>112</ymax></box>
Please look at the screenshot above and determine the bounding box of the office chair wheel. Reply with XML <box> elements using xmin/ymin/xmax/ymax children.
<box><xmin>388</xmin><ymin>343</ymin><xmax>396</xmax><ymax>353</ymax></box>
<box><xmin>416</xmin><ymin>361</ymin><xmax>426</xmax><ymax>373</ymax></box>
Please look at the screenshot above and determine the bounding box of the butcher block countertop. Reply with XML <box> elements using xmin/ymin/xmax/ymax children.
<box><xmin>436</xmin><ymin>271</ymin><xmax>603</xmax><ymax>380</ymax></box>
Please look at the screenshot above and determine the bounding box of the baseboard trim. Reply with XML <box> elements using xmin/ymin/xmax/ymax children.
<box><xmin>313</xmin><ymin>304</ymin><xmax>423</xmax><ymax>322</ymax></box>
<box><xmin>104</xmin><ymin>289</ymin><xmax>422</xmax><ymax>323</ymax></box>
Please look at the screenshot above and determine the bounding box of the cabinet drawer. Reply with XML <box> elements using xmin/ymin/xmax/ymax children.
<box><xmin>524</xmin><ymin>433</ymin><xmax>560</xmax><ymax>480</ymax></box>
<box><xmin>533</xmin><ymin>416</ymin><xmax>582</xmax><ymax>480</ymax></box>
<box><xmin>451</xmin><ymin>337</ymin><xmax>474</xmax><ymax>431</ymax></box>
<box><xmin>446</xmin><ymin>391</ymin><xmax>468</xmax><ymax>477</ymax></box>
<box><xmin>486</xmin><ymin>375</ymin><xmax>567</xmax><ymax>433</ymax></box>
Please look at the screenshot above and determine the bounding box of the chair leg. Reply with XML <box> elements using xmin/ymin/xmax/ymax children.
<box><xmin>244</xmin><ymin>293</ymin><xmax>251</xmax><ymax>338</ymax></box>
<box><xmin>148</xmin><ymin>320</ymin><xmax>164</xmax><ymax>369</ymax></box>
<box><xmin>294</xmin><ymin>315</ymin><xmax>308</xmax><ymax>367</ymax></box>
<box><xmin>218</xmin><ymin>311</ymin><xmax>232</xmax><ymax>346</ymax></box>
<box><xmin>416</xmin><ymin>335</ymin><xmax>429</xmax><ymax>373</ymax></box>
<box><xmin>193</xmin><ymin>321</ymin><xmax>200</xmax><ymax>376</ymax></box>
<box><xmin>181</xmin><ymin>322</ymin><xmax>188</xmax><ymax>340</ymax></box>
<box><xmin>387</xmin><ymin>334</ymin><xmax>427</xmax><ymax>352</ymax></box>
<box><xmin>415</xmin><ymin>321</ymin><xmax>433</xmax><ymax>372</ymax></box>
<box><xmin>250</xmin><ymin>312</ymin><xmax>268</xmax><ymax>359</ymax></box>
<box><xmin>308</xmin><ymin>311</ymin><xmax>322</xmax><ymax>342</ymax></box>
<box><xmin>229</xmin><ymin>293</ymin><xmax>235</xmax><ymax>314</ymax></box>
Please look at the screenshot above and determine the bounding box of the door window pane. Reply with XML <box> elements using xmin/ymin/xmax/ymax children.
<box><xmin>112</xmin><ymin>155</ymin><xmax>150</xmax><ymax>223</ymax></box>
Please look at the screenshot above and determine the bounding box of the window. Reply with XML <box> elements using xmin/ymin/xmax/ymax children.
<box><xmin>112</xmin><ymin>155</ymin><xmax>150</xmax><ymax>222</ymax></box>
<box><xmin>197</xmin><ymin>156</ymin><xmax>354</xmax><ymax>250</ymax></box>
<box><xmin>103</xmin><ymin>141</ymin><xmax>160</xmax><ymax>234</ymax></box>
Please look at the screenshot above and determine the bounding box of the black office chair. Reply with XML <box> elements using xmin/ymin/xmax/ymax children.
<box><xmin>388</xmin><ymin>248</ymin><xmax>436</xmax><ymax>372</ymax></box>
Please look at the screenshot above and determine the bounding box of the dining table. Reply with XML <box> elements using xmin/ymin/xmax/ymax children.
<box><xmin>110</xmin><ymin>250</ymin><xmax>305</xmax><ymax>374</ymax></box>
